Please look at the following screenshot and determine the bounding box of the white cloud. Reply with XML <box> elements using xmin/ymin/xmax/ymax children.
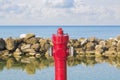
<box><xmin>0</xmin><ymin>0</ymin><xmax>120</xmax><ymax>25</ymax></box>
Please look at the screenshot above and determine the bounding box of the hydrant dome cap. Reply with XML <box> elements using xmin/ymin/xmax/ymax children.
<box><xmin>57</xmin><ymin>28</ymin><xmax>63</xmax><ymax>35</ymax></box>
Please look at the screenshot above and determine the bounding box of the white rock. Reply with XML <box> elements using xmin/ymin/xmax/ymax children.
<box><xmin>109</xmin><ymin>37</ymin><xmax>113</xmax><ymax>40</ymax></box>
<box><xmin>99</xmin><ymin>41</ymin><xmax>106</xmax><ymax>46</ymax></box>
<box><xmin>81</xmin><ymin>39</ymin><xmax>88</xmax><ymax>46</ymax></box>
<box><xmin>114</xmin><ymin>38</ymin><xmax>119</xmax><ymax>41</ymax></box>
<box><xmin>20</xmin><ymin>34</ymin><xmax>26</xmax><ymax>38</ymax></box>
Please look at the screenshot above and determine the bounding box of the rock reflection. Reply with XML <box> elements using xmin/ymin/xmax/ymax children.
<box><xmin>0</xmin><ymin>53</ymin><xmax>120</xmax><ymax>74</ymax></box>
<box><xmin>6</xmin><ymin>58</ymin><xmax>14</xmax><ymax>69</ymax></box>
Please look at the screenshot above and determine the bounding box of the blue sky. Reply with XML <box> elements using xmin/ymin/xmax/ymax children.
<box><xmin>0</xmin><ymin>0</ymin><xmax>120</xmax><ymax>25</ymax></box>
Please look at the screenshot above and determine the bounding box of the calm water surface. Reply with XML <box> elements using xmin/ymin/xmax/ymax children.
<box><xmin>0</xmin><ymin>56</ymin><xmax>120</xmax><ymax>80</ymax></box>
<box><xmin>0</xmin><ymin>26</ymin><xmax>120</xmax><ymax>80</ymax></box>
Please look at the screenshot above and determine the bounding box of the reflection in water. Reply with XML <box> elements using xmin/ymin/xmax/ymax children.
<box><xmin>6</xmin><ymin>58</ymin><xmax>14</xmax><ymax>69</ymax></box>
<box><xmin>0</xmin><ymin>53</ymin><xmax>120</xmax><ymax>74</ymax></box>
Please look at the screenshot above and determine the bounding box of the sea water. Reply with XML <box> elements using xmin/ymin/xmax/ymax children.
<box><xmin>0</xmin><ymin>26</ymin><xmax>120</xmax><ymax>39</ymax></box>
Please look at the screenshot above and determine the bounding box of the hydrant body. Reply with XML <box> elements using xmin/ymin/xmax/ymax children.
<box><xmin>52</xmin><ymin>28</ymin><xmax>69</xmax><ymax>80</ymax></box>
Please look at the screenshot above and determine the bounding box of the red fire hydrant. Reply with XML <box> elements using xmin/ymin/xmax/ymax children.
<box><xmin>52</xmin><ymin>28</ymin><xmax>69</xmax><ymax>80</ymax></box>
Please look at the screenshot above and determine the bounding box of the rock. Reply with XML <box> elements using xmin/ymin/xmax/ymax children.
<box><xmin>117</xmin><ymin>41</ymin><xmax>120</xmax><ymax>52</ymax></box>
<box><xmin>78</xmin><ymin>38</ymin><xmax>86</xmax><ymax>42</ymax></box>
<box><xmin>39</xmin><ymin>39</ymin><xmax>46</xmax><ymax>44</ymax></box>
<box><xmin>86</xmin><ymin>42</ymin><xmax>95</xmax><ymax>51</ymax></box>
<box><xmin>95</xmin><ymin>48</ymin><xmax>104</xmax><ymax>54</ymax></box>
<box><xmin>73</xmin><ymin>41</ymin><xmax>80</xmax><ymax>48</ymax></box>
<box><xmin>24</xmin><ymin>38</ymin><xmax>38</xmax><ymax>44</ymax></box>
<box><xmin>40</xmin><ymin>43</ymin><xmax>50</xmax><ymax>52</ymax></box>
<box><xmin>117</xmin><ymin>52</ymin><xmax>120</xmax><ymax>56</ymax></box>
<box><xmin>21</xmin><ymin>57</ymin><xmax>31</xmax><ymax>63</ymax></box>
<box><xmin>47</xmin><ymin>38</ymin><xmax>53</xmax><ymax>46</ymax></box>
<box><xmin>45</xmin><ymin>51</ymin><xmax>50</xmax><ymax>58</ymax></box>
<box><xmin>29</xmin><ymin>52</ymin><xmax>36</xmax><ymax>56</ymax></box>
<box><xmin>108</xmin><ymin>46</ymin><xmax>117</xmax><ymax>51</ymax></box>
<box><xmin>95</xmin><ymin>44</ymin><xmax>107</xmax><ymax>51</ymax></box>
<box><xmin>117</xmin><ymin>40</ymin><xmax>120</xmax><ymax>46</ymax></box>
<box><xmin>22</xmin><ymin>48</ymin><xmax>36</xmax><ymax>56</ymax></box>
<box><xmin>88</xmin><ymin>37</ymin><xmax>96</xmax><ymax>42</ymax></box>
<box><xmin>95</xmin><ymin>45</ymin><xmax>104</xmax><ymax>56</ymax></box>
<box><xmin>95</xmin><ymin>45</ymin><xmax>103</xmax><ymax>49</ymax></box>
<box><xmin>6</xmin><ymin>58</ymin><xmax>14</xmax><ymax>69</ymax></box>
<box><xmin>5</xmin><ymin>37</ymin><xmax>16</xmax><ymax>50</ymax></box>
<box><xmin>21</xmin><ymin>44</ymin><xmax>31</xmax><ymax>52</ymax></box>
<box><xmin>112</xmin><ymin>41</ymin><xmax>117</xmax><ymax>46</ymax></box>
<box><xmin>69</xmin><ymin>39</ymin><xmax>74</xmax><ymax>46</ymax></box>
<box><xmin>14</xmin><ymin>56</ymin><xmax>22</xmax><ymax>61</ymax></box>
<box><xmin>39</xmin><ymin>39</ymin><xmax>50</xmax><ymax>52</ymax></box>
<box><xmin>28</xmin><ymin>49</ymin><xmax>36</xmax><ymax>56</ymax></box>
<box><xmin>25</xmin><ymin>33</ymin><xmax>35</xmax><ymax>39</ymax></box>
<box><xmin>0</xmin><ymin>38</ymin><xmax>5</xmax><ymax>50</ymax></box>
<box><xmin>0</xmin><ymin>50</ymin><xmax>10</xmax><ymax>56</ymax></box>
<box><xmin>106</xmin><ymin>40</ymin><xmax>112</xmax><ymax>48</ymax></box>
<box><xmin>116</xmin><ymin>35</ymin><xmax>120</xmax><ymax>41</ymax></box>
<box><xmin>75</xmin><ymin>48</ymin><xmax>85</xmax><ymax>54</ymax></box>
<box><xmin>99</xmin><ymin>40</ymin><xmax>106</xmax><ymax>47</ymax></box>
<box><xmin>35</xmin><ymin>53</ymin><xmax>41</xmax><ymax>58</ymax></box>
<box><xmin>95</xmin><ymin>52</ymin><xmax>102</xmax><ymax>57</ymax></box>
<box><xmin>14</xmin><ymin>38</ymin><xmax>23</xmax><ymax>44</ymax></box>
<box><xmin>103</xmin><ymin>51</ymin><xmax>117</xmax><ymax>57</ymax></box>
<box><xmin>70</xmin><ymin>39</ymin><xmax>77</xmax><ymax>43</ymax></box>
<box><xmin>95</xmin><ymin>57</ymin><xmax>104</xmax><ymax>63</ymax></box>
<box><xmin>85</xmin><ymin>51</ymin><xmax>95</xmax><ymax>57</ymax></box>
<box><xmin>13</xmin><ymin>48</ymin><xmax>23</xmax><ymax>56</ymax></box>
<box><xmin>81</xmin><ymin>39</ymin><xmax>88</xmax><ymax>46</ymax></box>
<box><xmin>31</xmin><ymin>43</ymin><xmax>40</xmax><ymax>51</ymax></box>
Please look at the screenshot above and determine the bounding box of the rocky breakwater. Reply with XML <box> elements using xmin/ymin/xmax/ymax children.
<box><xmin>69</xmin><ymin>36</ymin><xmax>120</xmax><ymax>57</ymax></box>
<box><xmin>0</xmin><ymin>33</ymin><xmax>51</xmax><ymax>60</ymax></box>
<box><xmin>0</xmin><ymin>34</ymin><xmax>120</xmax><ymax>59</ymax></box>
